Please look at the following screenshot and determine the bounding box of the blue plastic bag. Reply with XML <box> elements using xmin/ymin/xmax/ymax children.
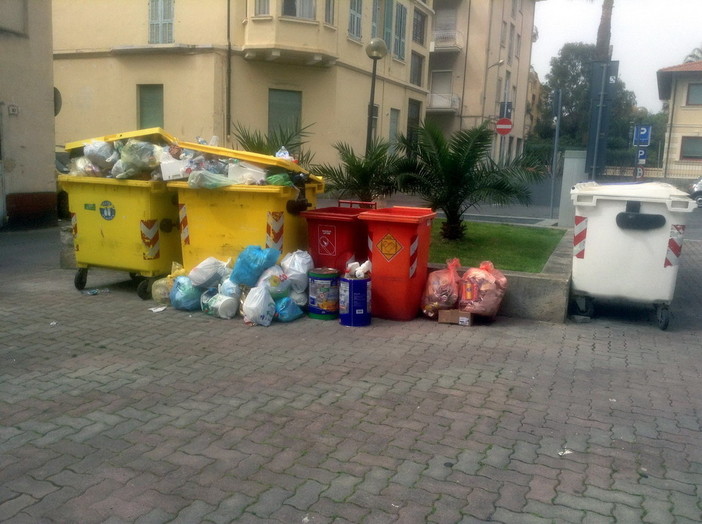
<box><xmin>274</xmin><ymin>296</ymin><xmax>304</xmax><ymax>323</ymax></box>
<box><xmin>169</xmin><ymin>276</ymin><xmax>203</xmax><ymax>311</ymax></box>
<box><xmin>230</xmin><ymin>246</ymin><xmax>280</xmax><ymax>287</ymax></box>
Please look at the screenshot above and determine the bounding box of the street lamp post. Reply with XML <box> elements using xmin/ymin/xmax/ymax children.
<box><xmin>480</xmin><ymin>59</ymin><xmax>504</xmax><ymax>124</ymax></box>
<box><xmin>365</xmin><ymin>38</ymin><xmax>388</xmax><ymax>155</ymax></box>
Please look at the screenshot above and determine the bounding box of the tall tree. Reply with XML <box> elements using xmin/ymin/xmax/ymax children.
<box><xmin>535</xmin><ymin>43</ymin><xmax>637</xmax><ymax>149</ymax></box>
<box><xmin>594</xmin><ymin>0</ymin><xmax>614</xmax><ymax>61</ymax></box>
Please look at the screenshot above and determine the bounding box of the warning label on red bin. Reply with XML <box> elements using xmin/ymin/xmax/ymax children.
<box><xmin>318</xmin><ymin>225</ymin><xmax>337</xmax><ymax>256</ymax></box>
<box><xmin>377</xmin><ymin>233</ymin><xmax>403</xmax><ymax>262</ymax></box>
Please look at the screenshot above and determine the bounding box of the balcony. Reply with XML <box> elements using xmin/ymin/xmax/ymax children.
<box><xmin>242</xmin><ymin>16</ymin><xmax>337</xmax><ymax>66</ymax></box>
<box><xmin>427</xmin><ymin>93</ymin><xmax>461</xmax><ymax>113</ymax></box>
<box><xmin>430</xmin><ymin>30</ymin><xmax>465</xmax><ymax>53</ymax></box>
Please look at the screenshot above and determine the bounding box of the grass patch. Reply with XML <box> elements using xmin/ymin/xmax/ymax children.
<box><xmin>429</xmin><ymin>219</ymin><xmax>566</xmax><ymax>273</ymax></box>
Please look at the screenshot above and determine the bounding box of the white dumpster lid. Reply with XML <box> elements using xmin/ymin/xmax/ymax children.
<box><xmin>571</xmin><ymin>181</ymin><xmax>691</xmax><ymax>202</ymax></box>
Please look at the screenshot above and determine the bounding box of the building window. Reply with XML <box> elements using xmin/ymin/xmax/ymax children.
<box><xmin>138</xmin><ymin>85</ymin><xmax>164</xmax><ymax>128</ymax></box>
<box><xmin>349</xmin><ymin>0</ymin><xmax>362</xmax><ymax>39</ymax></box>
<box><xmin>371</xmin><ymin>0</ymin><xmax>380</xmax><ymax>37</ymax></box>
<box><xmin>149</xmin><ymin>0</ymin><xmax>173</xmax><ymax>44</ymax></box>
<box><xmin>324</xmin><ymin>0</ymin><xmax>335</xmax><ymax>24</ymax></box>
<box><xmin>393</xmin><ymin>3</ymin><xmax>407</xmax><ymax>60</ymax></box>
<box><xmin>687</xmin><ymin>84</ymin><xmax>702</xmax><ymax>105</ymax></box>
<box><xmin>681</xmin><ymin>137</ymin><xmax>702</xmax><ymax>160</ymax></box>
<box><xmin>515</xmin><ymin>33</ymin><xmax>521</xmax><ymax>58</ymax></box>
<box><xmin>389</xmin><ymin>108</ymin><xmax>400</xmax><ymax>151</ymax></box>
<box><xmin>412</xmin><ymin>9</ymin><xmax>426</xmax><ymax>45</ymax></box>
<box><xmin>410</xmin><ymin>52</ymin><xmax>423</xmax><ymax>87</ymax></box>
<box><xmin>268</xmin><ymin>89</ymin><xmax>302</xmax><ymax>137</ymax></box>
<box><xmin>255</xmin><ymin>0</ymin><xmax>270</xmax><ymax>15</ymax></box>
<box><xmin>407</xmin><ymin>99</ymin><xmax>422</xmax><ymax>144</ymax></box>
<box><xmin>383</xmin><ymin>0</ymin><xmax>394</xmax><ymax>47</ymax></box>
<box><xmin>512</xmin><ymin>0</ymin><xmax>518</xmax><ymax>18</ymax></box>
<box><xmin>508</xmin><ymin>24</ymin><xmax>515</xmax><ymax>64</ymax></box>
<box><xmin>283</xmin><ymin>0</ymin><xmax>315</xmax><ymax>19</ymax></box>
<box><xmin>500</xmin><ymin>21</ymin><xmax>507</xmax><ymax>47</ymax></box>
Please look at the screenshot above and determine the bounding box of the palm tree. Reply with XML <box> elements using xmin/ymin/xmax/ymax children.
<box><xmin>232</xmin><ymin>121</ymin><xmax>315</xmax><ymax>169</ymax></box>
<box><xmin>312</xmin><ymin>138</ymin><xmax>401</xmax><ymax>203</ymax></box>
<box><xmin>396</xmin><ymin>122</ymin><xmax>545</xmax><ymax>241</ymax></box>
<box><xmin>594</xmin><ymin>0</ymin><xmax>614</xmax><ymax>61</ymax></box>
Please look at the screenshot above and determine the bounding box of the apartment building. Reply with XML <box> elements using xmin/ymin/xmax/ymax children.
<box><xmin>53</xmin><ymin>1</ymin><xmax>434</xmax><ymax>164</ymax></box>
<box><xmin>427</xmin><ymin>0</ymin><xmax>539</xmax><ymax>162</ymax></box>
<box><xmin>0</xmin><ymin>0</ymin><xmax>56</xmax><ymax>226</ymax></box>
<box><xmin>657</xmin><ymin>61</ymin><xmax>702</xmax><ymax>179</ymax></box>
<box><xmin>54</xmin><ymin>1</ymin><xmax>540</xmax><ymax>167</ymax></box>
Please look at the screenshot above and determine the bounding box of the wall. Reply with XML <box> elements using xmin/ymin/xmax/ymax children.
<box><xmin>0</xmin><ymin>0</ymin><xmax>56</xmax><ymax>226</ymax></box>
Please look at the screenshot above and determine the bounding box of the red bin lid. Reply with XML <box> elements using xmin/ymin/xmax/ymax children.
<box><xmin>357</xmin><ymin>206</ymin><xmax>436</xmax><ymax>224</ymax></box>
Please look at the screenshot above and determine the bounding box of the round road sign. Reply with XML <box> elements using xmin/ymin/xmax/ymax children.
<box><xmin>495</xmin><ymin>118</ymin><xmax>513</xmax><ymax>136</ymax></box>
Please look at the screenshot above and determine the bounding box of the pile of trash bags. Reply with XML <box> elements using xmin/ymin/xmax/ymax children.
<box><xmin>67</xmin><ymin>134</ymin><xmax>306</xmax><ymax>190</ymax></box>
<box><xmin>152</xmin><ymin>246</ymin><xmax>315</xmax><ymax>327</ymax></box>
<box><xmin>421</xmin><ymin>259</ymin><xmax>508</xmax><ymax>319</ymax></box>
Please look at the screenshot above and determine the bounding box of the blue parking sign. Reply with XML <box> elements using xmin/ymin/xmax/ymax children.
<box><xmin>634</xmin><ymin>125</ymin><xmax>652</xmax><ymax>147</ymax></box>
<box><xmin>637</xmin><ymin>148</ymin><xmax>647</xmax><ymax>165</ymax></box>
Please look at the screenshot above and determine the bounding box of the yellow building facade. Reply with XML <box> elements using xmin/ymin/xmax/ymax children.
<box><xmin>657</xmin><ymin>61</ymin><xmax>702</xmax><ymax>179</ymax></box>
<box><xmin>0</xmin><ymin>0</ymin><xmax>56</xmax><ymax>226</ymax></box>
<box><xmin>53</xmin><ymin>0</ymin><xmax>539</xmax><ymax>165</ymax></box>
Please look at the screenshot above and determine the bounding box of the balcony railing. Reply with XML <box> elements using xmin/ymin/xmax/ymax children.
<box><xmin>431</xmin><ymin>30</ymin><xmax>465</xmax><ymax>52</ymax></box>
<box><xmin>427</xmin><ymin>93</ymin><xmax>460</xmax><ymax>112</ymax></box>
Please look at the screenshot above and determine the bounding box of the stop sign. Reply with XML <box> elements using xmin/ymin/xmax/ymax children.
<box><xmin>495</xmin><ymin>117</ymin><xmax>513</xmax><ymax>135</ymax></box>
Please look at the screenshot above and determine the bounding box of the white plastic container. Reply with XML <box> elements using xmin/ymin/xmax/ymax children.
<box><xmin>570</xmin><ymin>182</ymin><xmax>695</xmax><ymax>329</ymax></box>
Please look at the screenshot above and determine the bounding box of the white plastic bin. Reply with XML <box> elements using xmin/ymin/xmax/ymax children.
<box><xmin>570</xmin><ymin>182</ymin><xmax>695</xmax><ymax>329</ymax></box>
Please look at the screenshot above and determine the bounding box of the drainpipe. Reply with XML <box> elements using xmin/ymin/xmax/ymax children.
<box><xmin>458</xmin><ymin>0</ymin><xmax>472</xmax><ymax>130</ymax></box>
<box><xmin>226</xmin><ymin>0</ymin><xmax>232</xmax><ymax>142</ymax></box>
<box><xmin>663</xmin><ymin>76</ymin><xmax>677</xmax><ymax>177</ymax></box>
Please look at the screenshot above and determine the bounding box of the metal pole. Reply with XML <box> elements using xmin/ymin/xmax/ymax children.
<box><xmin>366</xmin><ymin>58</ymin><xmax>378</xmax><ymax>155</ymax></box>
<box><xmin>590</xmin><ymin>62</ymin><xmax>607</xmax><ymax>180</ymax></box>
<box><xmin>549</xmin><ymin>89</ymin><xmax>562</xmax><ymax>220</ymax></box>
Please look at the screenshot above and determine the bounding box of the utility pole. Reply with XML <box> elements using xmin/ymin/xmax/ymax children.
<box><xmin>550</xmin><ymin>89</ymin><xmax>562</xmax><ymax>220</ymax></box>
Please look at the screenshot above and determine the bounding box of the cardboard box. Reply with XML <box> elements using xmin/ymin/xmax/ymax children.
<box><xmin>438</xmin><ymin>309</ymin><xmax>473</xmax><ymax>326</ymax></box>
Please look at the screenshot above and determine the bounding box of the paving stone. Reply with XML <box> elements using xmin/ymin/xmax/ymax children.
<box><xmin>4</xmin><ymin>231</ymin><xmax>702</xmax><ymax>521</ymax></box>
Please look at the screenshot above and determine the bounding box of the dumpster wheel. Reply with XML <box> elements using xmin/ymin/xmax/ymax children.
<box><xmin>572</xmin><ymin>295</ymin><xmax>594</xmax><ymax>318</ymax></box>
<box><xmin>136</xmin><ymin>278</ymin><xmax>153</xmax><ymax>301</ymax></box>
<box><xmin>656</xmin><ymin>305</ymin><xmax>670</xmax><ymax>331</ymax></box>
<box><xmin>74</xmin><ymin>268</ymin><xmax>88</xmax><ymax>290</ymax></box>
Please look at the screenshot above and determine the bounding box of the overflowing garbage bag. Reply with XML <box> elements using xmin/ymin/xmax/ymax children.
<box><xmin>421</xmin><ymin>258</ymin><xmax>461</xmax><ymax>319</ymax></box>
<box><xmin>458</xmin><ymin>261</ymin><xmax>508</xmax><ymax>317</ymax></box>
<box><xmin>230</xmin><ymin>246</ymin><xmax>281</xmax><ymax>287</ymax></box>
<box><xmin>170</xmin><ymin>276</ymin><xmax>203</xmax><ymax>311</ymax></box>
<box><xmin>154</xmin><ymin>246</ymin><xmax>316</xmax><ymax>326</ymax></box>
<box><xmin>64</xmin><ymin>129</ymin><xmax>309</xmax><ymax>189</ymax></box>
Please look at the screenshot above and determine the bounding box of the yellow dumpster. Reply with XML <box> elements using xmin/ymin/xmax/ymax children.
<box><xmin>58</xmin><ymin>176</ymin><xmax>182</xmax><ymax>298</ymax></box>
<box><xmin>60</xmin><ymin>128</ymin><xmax>182</xmax><ymax>298</ymax></box>
<box><xmin>169</xmin><ymin>176</ymin><xmax>324</xmax><ymax>271</ymax></box>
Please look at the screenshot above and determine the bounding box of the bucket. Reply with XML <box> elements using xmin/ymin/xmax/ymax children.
<box><xmin>339</xmin><ymin>277</ymin><xmax>371</xmax><ymax>326</ymax></box>
<box><xmin>201</xmin><ymin>290</ymin><xmax>238</xmax><ymax>319</ymax></box>
<box><xmin>308</xmin><ymin>268</ymin><xmax>340</xmax><ymax>319</ymax></box>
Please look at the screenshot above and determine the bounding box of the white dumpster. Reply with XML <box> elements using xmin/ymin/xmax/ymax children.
<box><xmin>570</xmin><ymin>182</ymin><xmax>695</xmax><ymax>329</ymax></box>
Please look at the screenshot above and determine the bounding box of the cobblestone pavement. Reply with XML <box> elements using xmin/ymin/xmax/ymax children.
<box><xmin>1</xmin><ymin>227</ymin><xmax>701</xmax><ymax>523</ymax></box>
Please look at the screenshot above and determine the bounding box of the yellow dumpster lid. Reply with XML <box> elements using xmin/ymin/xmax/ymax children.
<box><xmin>177</xmin><ymin>141</ymin><xmax>309</xmax><ymax>175</ymax></box>
<box><xmin>64</xmin><ymin>127</ymin><xmax>179</xmax><ymax>152</ymax></box>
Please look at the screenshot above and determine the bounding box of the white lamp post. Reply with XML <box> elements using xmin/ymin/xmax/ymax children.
<box><xmin>365</xmin><ymin>38</ymin><xmax>388</xmax><ymax>154</ymax></box>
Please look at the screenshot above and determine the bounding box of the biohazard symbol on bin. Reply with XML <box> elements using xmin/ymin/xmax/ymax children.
<box><xmin>377</xmin><ymin>233</ymin><xmax>403</xmax><ymax>262</ymax></box>
<box><xmin>318</xmin><ymin>225</ymin><xmax>337</xmax><ymax>256</ymax></box>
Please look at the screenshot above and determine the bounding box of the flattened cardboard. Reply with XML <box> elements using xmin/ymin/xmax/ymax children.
<box><xmin>438</xmin><ymin>309</ymin><xmax>473</xmax><ymax>326</ymax></box>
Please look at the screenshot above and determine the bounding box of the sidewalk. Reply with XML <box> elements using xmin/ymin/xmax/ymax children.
<box><xmin>1</xmin><ymin>227</ymin><xmax>701</xmax><ymax>523</ymax></box>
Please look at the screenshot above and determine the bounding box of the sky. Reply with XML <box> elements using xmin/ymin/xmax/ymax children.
<box><xmin>531</xmin><ymin>0</ymin><xmax>702</xmax><ymax>113</ymax></box>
